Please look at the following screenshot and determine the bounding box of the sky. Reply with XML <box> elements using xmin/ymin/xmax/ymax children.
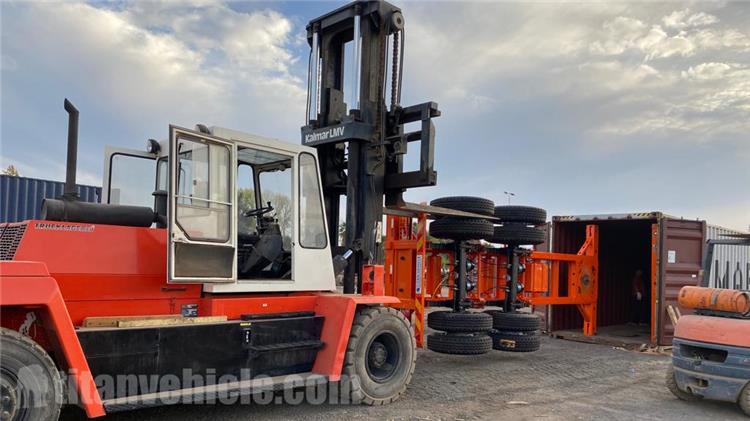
<box><xmin>1</xmin><ymin>0</ymin><xmax>748</xmax><ymax>231</ymax></box>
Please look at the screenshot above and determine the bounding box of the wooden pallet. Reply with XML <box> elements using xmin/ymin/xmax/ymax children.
<box><xmin>82</xmin><ymin>315</ymin><xmax>227</xmax><ymax>328</ymax></box>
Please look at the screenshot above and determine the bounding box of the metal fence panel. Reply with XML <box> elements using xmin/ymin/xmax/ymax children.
<box><xmin>706</xmin><ymin>224</ymin><xmax>750</xmax><ymax>291</ymax></box>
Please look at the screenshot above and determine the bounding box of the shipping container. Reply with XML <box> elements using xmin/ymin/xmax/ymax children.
<box><xmin>0</xmin><ymin>175</ymin><xmax>101</xmax><ymax>223</ymax></box>
<box><xmin>548</xmin><ymin>212</ymin><xmax>705</xmax><ymax>346</ymax></box>
<box><xmin>706</xmin><ymin>224</ymin><xmax>750</xmax><ymax>291</ymax></box>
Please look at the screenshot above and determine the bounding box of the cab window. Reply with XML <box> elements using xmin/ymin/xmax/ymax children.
<box><xmin>236</xmin><ymin>146</ymin><xmax>293</xmax><ymax>280</ymax></box>
<box><xmin>299</xmin><ymin>153</ymin><xmax>326</xmax><ymax>248</ymax></box>
<box><xmin>108</xmin><ymin>153</ymin><xmax>156</xmax><ymax>208</ymax></box>
<box><xmin>174</xmin><ymin>137</ymin><xmax>231</xmax><ymax>242</ymax></box>
<box><xmin>237</xmin><ymin>163</ymin><xmax>257</xmax><ymax>234</ymax></box>
<box><xmin>259</xmin><ymin>167</ymin><xmax>292</xmax><ymax>250</ymax></box>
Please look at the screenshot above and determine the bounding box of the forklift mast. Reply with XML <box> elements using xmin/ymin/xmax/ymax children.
<box><xmin>302</xmin><ymin>0</ymin><xmax>441</xmax><ymax>293</ymax></box>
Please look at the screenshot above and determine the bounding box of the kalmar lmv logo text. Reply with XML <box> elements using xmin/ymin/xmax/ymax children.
<box><xmin>305</xmin><ymin>126</ymin><xmax>345</xmax><ymax>143</ymax></box>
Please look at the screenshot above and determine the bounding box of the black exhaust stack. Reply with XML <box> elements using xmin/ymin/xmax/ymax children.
<box><xmin>63</xmin><ymin>98</ymin><xmax>79</xmax><ymax>199</ymax></box>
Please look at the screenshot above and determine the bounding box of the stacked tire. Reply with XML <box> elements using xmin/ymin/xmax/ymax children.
<box><xmin>488</xmin><ymin>311</ymin><xmax>541</xmax><ymax>352</ymax></box>
<box><xmin>426</xmin><ymin>311</ymin><xmax>493</xmax><ymax>355</ymax></box>
<box><xmin>490</xmin><ymin>205</ymin><xmax>547</xmax><ymax>246</ymax></box>
<box><xmin>429</xmin><ymin>197</ymin><xmax>495</xmax><ymax>242</ymax></box>
<box><xmin>488</xmin><ymin>205</ymin><xmax>546</xmax><ymax>352</ymax></box>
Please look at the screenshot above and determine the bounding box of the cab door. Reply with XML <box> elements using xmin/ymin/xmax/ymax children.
<box><xmin>168</xmin><ymin>125</ymin><xmax>236</xmax><ymax>283</ymax></box>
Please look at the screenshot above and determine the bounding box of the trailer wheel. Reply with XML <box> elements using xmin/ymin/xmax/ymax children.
<box><xmin>493</xmin><ymin>206</ymin><xmax>547</xmax><ymax>225</ymax></box>
<box><xmin>430</xmin><ymin>217</ymin><xmax>494</xmax><ymax>241</ymax></box>
<box><xmin>490</xmin><ymin>224</ymin><xmax>546</xmax><ymax>246</ymax></box>
<box><xmin>343</xmin><ymin>306</ymin><xmax>416</xmax><ymax>405</ymax></box>
<box><xmin>492</xmin><ymin>312</ymin><xmax>541</xmax><ymax>332</ymax></box>
<box><xmin>430</xmin><ymin>196</ymin><xmax>495</xmax><ymax>217</ymax></box>
<box><xmin>427</xmin><ymin>311</ymin><xmax>493</xmax><ymax>333</ymax></box>
<box><xmin>489</xmin><ymin>329</ymin><xmax>541</xmax><ymax>352</ymax></box>
<box><xmin>0</xmin><ymin>327</ymin><xmax>64</xmax><ymax>421</ymax></box>
<box><xmin>739</xmin><ymin>381</ymin><xmax>750</xmax><ymax>416</ymax></box>
<box><xmin>665</xmin><ymin>365</ymin><xmax>700</xmax><ymax>402</ymax></box>
<box><xmin>426</xmin><ymin>332</ymin><xmax>492</xmax><ymax>355</ymax></box>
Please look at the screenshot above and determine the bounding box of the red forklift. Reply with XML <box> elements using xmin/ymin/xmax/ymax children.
<box><xmin>0</xmin><ymin>1</ymin><xmax>439</xmax><ymax>419</ymax></box>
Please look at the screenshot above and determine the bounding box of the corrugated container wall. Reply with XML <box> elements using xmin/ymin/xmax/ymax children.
<box><xmin>706</xmin><ymin>224</ymin><xmax>750</xmax><ymax>291</ymax></box>
<box><xmin>0</xmin><ymin>175</ymin><xmax>101</xmax><ymax>223</ymax></box>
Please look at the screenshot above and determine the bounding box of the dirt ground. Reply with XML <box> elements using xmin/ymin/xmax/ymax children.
<box><xmin>61</xmin><ymin>336</ymin><xmax>747</xmax><ymax>421</ymax></box>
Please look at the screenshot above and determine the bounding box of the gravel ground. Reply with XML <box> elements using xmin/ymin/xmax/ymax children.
<box><xmin>61</xmin><ymin>336</ymin><xmax>747</xmax><ymax>420</ymax></box>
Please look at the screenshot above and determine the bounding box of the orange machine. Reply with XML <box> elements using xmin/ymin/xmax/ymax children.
<box><xmin>384</xmin><ymin>215</ymin><xmax>599</xmax><ymax>344</ymax></box>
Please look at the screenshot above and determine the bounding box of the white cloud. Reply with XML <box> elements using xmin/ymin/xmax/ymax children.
<box><xmin>682</xmin><ymin>62</ymin><xmax>733</xmax><ymax>81</ymax></box>
<box><xmin>662</xmin><ymin>9</ymin><xmax>719</xmax><ymax>29</ymax></box>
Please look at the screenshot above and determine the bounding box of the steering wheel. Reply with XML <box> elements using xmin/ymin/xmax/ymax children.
<box><xmin>243</xmin><ymin>203</ymin><xmax>274</xmax><ymax>218</ymax></box>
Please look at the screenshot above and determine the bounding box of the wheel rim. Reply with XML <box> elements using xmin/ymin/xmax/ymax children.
<box><xmin>0</xmin><ymin>370</ymin><xmax>19</xmax><ymax>421</ymax></box>
<box><xmin>365</xmin><ymin>332</ymin><xmax>401</xmax><ymax>383</ymax></box>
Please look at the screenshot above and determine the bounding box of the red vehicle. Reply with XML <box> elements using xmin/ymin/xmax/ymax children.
<box><xmin>1</xmin><ymin>2</ymin><xmax>436</xmax><ymax>419</ymax></box>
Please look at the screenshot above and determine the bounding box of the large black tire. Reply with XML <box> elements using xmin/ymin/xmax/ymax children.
<box><xmin>665</xmin><ymin>365</ymin><xmax>700</xmax><ymax>402</ymax></box>
<box><xmin>342</xmin><ymin>306</ymin><xmax>416</xmax><ymax>405</ymax></box>
<box><xmin>490</xmin><ymin>224</ymin><xmax>546</xmax><ymax>245</ymax></box>
<box><xmin>0</xmin><ymin>327</ymin><xmax>64</xmax><ymax>421</ymax></box>
<box><xmin>430</xmin><ymin>196</ymin><xmax>495</xmax><ymax>216</ymax></box>
<box><xmin>739</xmin><ymin>381</ymin><xmax>750</xmax><ymax>416</ymax></box>
<box><xmin>494</xmin><ymin>205</ymin><xmax>547</xmax><ymax>225</ymax></box>
<box><xmin>489</xmin><ymin>330</ymin><xmax>541</xmax><ymax>352</ymax></box>
<box><xmin>492</xmin><ymin>312</ymin><xmax>541</xmax><ymax>332</ymax></box>
<box><xmin>426</xmin><ymin>333</ymin><xmax>492</xmax><ymax>355</ymax></box>
<box><xmin>427</xmin><ymin>311</ymin><xmax>493</xmax><ymax>333</ymax></box>
<box><xmin>430</xmin><ymin>218</ymin><xmax>494</xmax><ymax>241</ymax></box>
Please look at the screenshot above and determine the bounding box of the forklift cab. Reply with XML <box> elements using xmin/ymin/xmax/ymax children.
<box><xmin>102</xmin><ymin>125</ymin><xmax>336</xmax><ymax>293</ymax></box>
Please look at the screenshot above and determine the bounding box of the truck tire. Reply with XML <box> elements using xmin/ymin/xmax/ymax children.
<box><xmin>426</xmin><ymin>333</ymin><xmax>492</xmax><ymax>355</ymax></box>
<box><xmin>0</xmin><ymin>327</ymin><xmax>64</xmax><ymax>421</ymax></box>
<box><xmin>739</xmin><ymin>381</ymin><xmax>750</xmax><ymax>416</ymax></box>
<box><xmin>430</xmin><ymin>218</ymin><xmax>494</xmax><ymax>241</ymax></box>
<box><xmin>430</xmin><ymin>196</ymin><xmax>495</xmax><ymax>216</ymax></box>
<box><xmin>665</xmin><ymin>365</ymin><xmax>700</xmax><ymax>402</ymax></box>
<box><xmin>427</xmin><ymin>311</ymin><xmax>492</xmax><ymax>333</ymax></box>
<box><xmin>489</xmin><ymin>329</ymin><xmax>541</xmax><ymax>352</ymax></box>
<box><xmin>490</xmin><ymin>224</ymin><xmax>546</xmax><ymax>245</ymax></box>
<box><xmin>493</xmin><ymin>206</ymin><xmax>547</xmax><ymax>225</ymax></box>
<box><xmin>492</xmin><ymin>312</ymin><xmax>541</xmax><ymax>332</ymax></box>
<box><xmin>342</xmin><ymin>306</ymin><xmax>416</xmax><ymax>405</ymax></box>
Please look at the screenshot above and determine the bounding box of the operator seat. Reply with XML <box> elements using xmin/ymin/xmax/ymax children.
<box><xmin>239</xmin><ymin>220</ymin><xmax>290</xmax><ymax>279</ymax></box>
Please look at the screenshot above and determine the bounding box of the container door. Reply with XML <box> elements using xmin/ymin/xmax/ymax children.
<box><xmin>650</xmin><ymin>223</ymin><xmax>659</xmax><ymax>344</ymax></box>
<box><xmin>168</xmin><ymin>126</ymin><xmax>236</xmax><ymax>283</ymax></box>
<box><xmin>656</xmin><ymin>218</ymin><xmax>705</xmax><ymax>345</ymax></box>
